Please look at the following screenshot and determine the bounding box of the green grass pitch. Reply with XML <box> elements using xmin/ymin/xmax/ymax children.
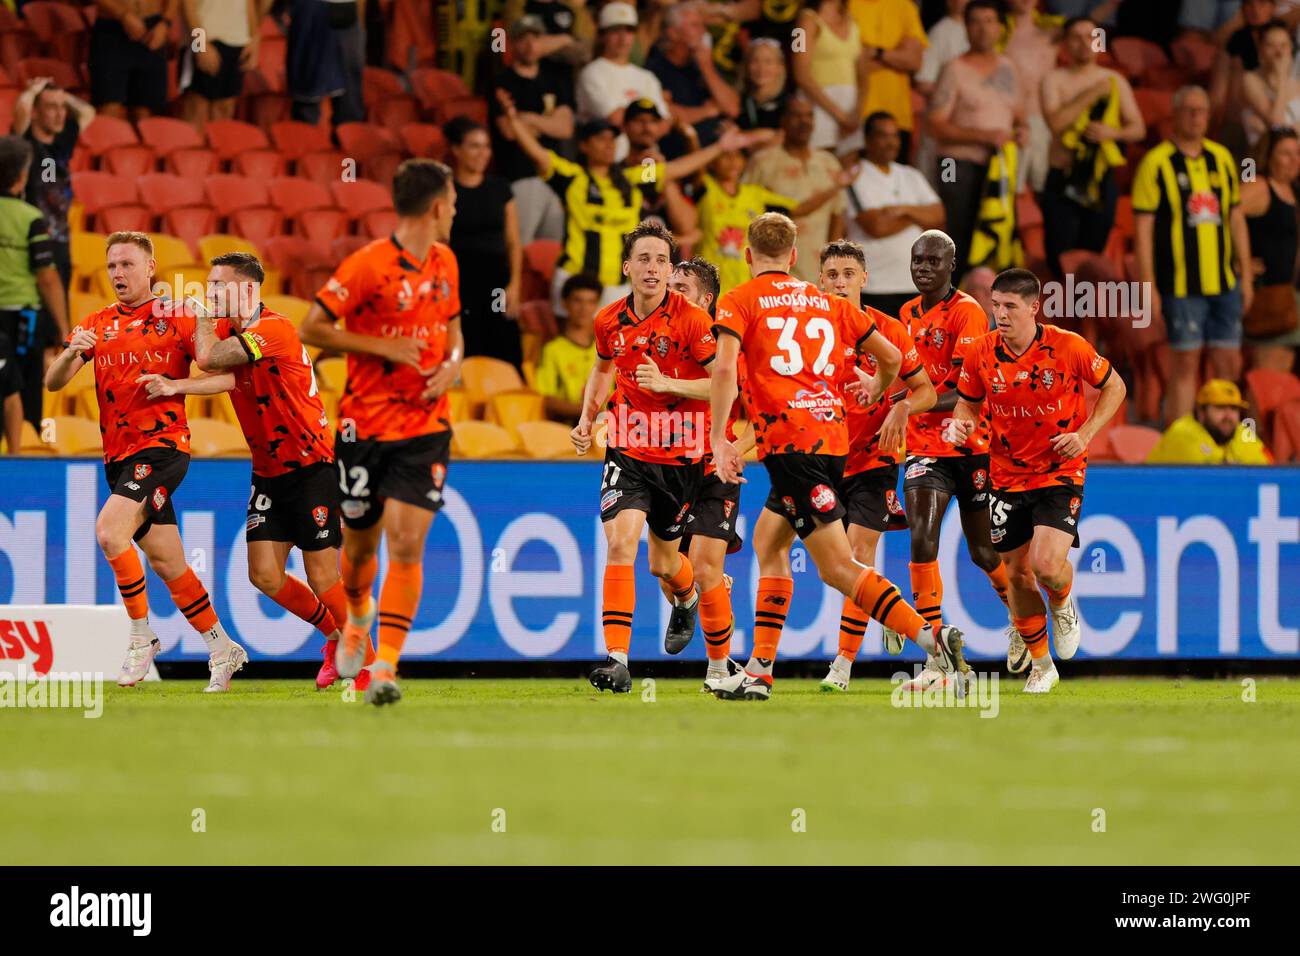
<box><xmin>4</xmin><ymin>677</ymin><xmax>1298</xmax><ymax>865</ymax></box>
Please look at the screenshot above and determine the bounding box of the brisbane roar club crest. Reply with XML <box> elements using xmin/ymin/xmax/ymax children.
<box><xmin>134</xmin><ymin>463</ymin><xmax>152</xmax><ymax>481</ymax></box>
<box><xmin>312</xmin><ymin>506</ymin><xmax>329</xmax><ymax>528</ymax></box>
<box><xmin>1041</xmin><ymin>369</ymin><xmax>1055</xmax><ymax>389</ymax></box>
<box><xmin>972</xmin><ymin>468</ymin><xmax>988</xmax><ymax>491</ymax></box>
<box><xmin>1069</xmin><ymin>496</ymin><xmax>1082</xmax><ymax>517</ymax></box>
<box><xmin>654</xmin><ymin>334</ymin><xmax>671</xmax><ymax>358</ymax></box>
<box><xmin>431</xmin><ymin>463</ymin><xmax>447</xmax><ymax>488</ymax></box>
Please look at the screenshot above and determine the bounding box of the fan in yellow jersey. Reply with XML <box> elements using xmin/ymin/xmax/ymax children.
<box><xmin>495</xmin><ymin>87</ymin><xmax>774</xmax><ymax>311</ymax></box>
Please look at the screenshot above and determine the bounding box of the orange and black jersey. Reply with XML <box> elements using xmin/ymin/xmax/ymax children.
<box><xmin>67</xmin><ymin>297</ymin><xmax>197</xmax><ymax>463</ymax></box>
<box><xmin>216</xmin><ymin>307</ymin><xmax>333</xmax><ymax>477</ymax></box>
<box><xmin>956</xmin><ymin>323</ymin><xmax>1113</xmax><ymax>492</ymax></box>
<box><xmin>902</xmin><ymin>287</ymin><xmax>990</xmax><ymax>458</ymax></box>
<box><xmin>594</xmin><ymin>289</ymin><xmax>716</xmax><ymax>466</ymax></box>
<box><xmin>838</xmin><ymin>308</ymin><xmax>924</xmax><ymax>477</ymax></box>
<box><xmin>715</xmin><ymin>271</ymin><xmax>876</xmax><ymax>458</ymax></box>
<box><xmin>316</xmin><ymin>235</ymin><xmax>460</xmax><ymax>443</ymax></box>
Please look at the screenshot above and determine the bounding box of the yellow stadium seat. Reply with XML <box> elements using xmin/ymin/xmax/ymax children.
<box><xmin>75</xmin><ymin>386</ymin><xmax>100</xmax><ymax>421</ymax></box>
<box><xmin>49</xmin><ymin>416</ymin><xmax>104</xmax><ymax>456</ymax></box>
<box><xmin>460</xmin><ymin>356</ymin><xmax>523</xmax><ymax>410</ymax></box>
<box><xmin>16</xmin><ymin>420</ymin><xmax>53</xmax><ymax>455</ymax></box>
<box><xmin>185</xmin><ymin>394</ymin><xmax>211</xmax><ymax>421</ymax></box>
<box><xmin>189</xmin><ymin>418</ymin><xmax>249</xmax><ymax>457</ymax></box>
<box><xmin>70</xmin><ymin>291</ymin><xmax>113</xmax><ymax>324</ymax></box>
<box><xmin>149</xmin><ymin>233</ymin><xmax>199</xmax><ymax>273</ymax></box>
<box><xmin>208</xmin><ymin>392</ymin><xmax>239</xmax><ymax>425</ymax></box>
<box><xmin>314</xmin><ymin>357</ymin><xmax>347</xmax><ymax>394</ymax></box>
<box><xmin>516</xmin><ymin>420</ymin><xmax>580</xmax><ymax>459</ymax></box>
<box><xmin>263</xmin><ymin>294</ymin><xmax>311</xmax><ymax>326</ymax></box>
<box><xmin>71</xmin><ymin>232</ymin><xmax>108</xmax><ymax>293</ymax></box>
<box><xmin>68</xmin><ymin>202</ymin><xmax>84</xmax><ymax>234</ymax></box>
<box><xmin>446</xmin><ymin>387</ymin><xmax>470</xmax><ymax>423</ymax></box>
<box><xmin>318</xmin><ymin>391</ymin><xmax>339</xmax><ymax>422</ymax></box>
<box><xmin>486</xmin><ymin>388</ymin><xmax>544</xmax><ymax>438</ymax></box>
<box><xmin>153</xmin><ymin>266</ymin><xmax>210</xmax><ymax>304</ymax></box>
<box><xmin>198</xmin><ymin>234</ymin><xmax>261</xmax><ymax>263</ymax></box>
<box><xmin>450</xmin><ymin>420</ymin><xmax>519</xmax><ymax>459</ymax></box>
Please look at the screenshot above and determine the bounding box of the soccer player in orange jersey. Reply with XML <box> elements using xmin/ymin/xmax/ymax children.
<box><xmin>570</xmin><ymin>222</ymin><xmax>717</xmax><ymax>693</ymax></box>
<box><xmin>813</xmin><ymin>240</ymin><xmax>938</xmax><ymax>693</ymax></box>
<box><xmin>949</xmin><ymin>268</ymin><xmax>1126</xmax><ymax>693</ymax></box>
<box><xmin>44</xmin><ymin>232</ymin><xmax>246</xmax><ymax>692</ymax></box>
<box><xmin>299</xmin><ymin>160</ymin><xmax>464</xmax><ymax>706</ymax></box>
<box><xmin>137</xmin><ymin>253</ymin><xmax>358</xmax><ymax>692</ymax></box>
<box><xmin>900</xmin><ymin>229</ymin><xmax>1021</xmax><ymax>691</ymax></box>
<box><xmin>708</xmin><ymin>213</ymin><xmax>967</xmax><ymax>701</ymax></box>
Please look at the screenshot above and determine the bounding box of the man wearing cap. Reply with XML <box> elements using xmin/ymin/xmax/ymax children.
<box><xmin>493</xmin><ymin>15</ymin><xmax>575</xmax><ymax>243</ymax></box>
<box><xmin>1147</xmin><ymin>379</ymin><xmax>1272</xmax><ymax>464</ymax></box>
<box><xmin>576</xmin><ymin>2</ymin><xmax>670</xmax><ymax>133</ymax></box>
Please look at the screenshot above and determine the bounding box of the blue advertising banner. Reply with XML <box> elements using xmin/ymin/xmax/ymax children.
<box><xmin>0</xmin><ymin>459</ymin><xmax>1296</xmax><ymax>661</ymax></box>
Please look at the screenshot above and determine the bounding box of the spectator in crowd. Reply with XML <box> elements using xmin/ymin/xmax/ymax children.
<box><xmin>575</xmin><ymin>3</ymin><xmax>669</xmax><ymax>133</ymax></box>
<box><xmin>736</xmin><ymin>38</ymin><xmax>791</xmax><ymax>131</ymax></box>
<box><xmin>743</xmin><ymin>96</ymin><xmax>849</xmax><ymax>284</ymax></box>
<box><xmin>916</xmin><ymin>0</ymin><xmax>969</xmax><ymax>98</ymax></box>
<box><xmin>1211</xmin><ymin>0</ymin><xmax>1279</xmax><ymax>143</ymax></box>
<box><xmin>1003</xmin><ymin>0</ymin><xmax>1060</xmax><ymax>193</ymax></box>
<box><xmin>491</xmin><ymin>15</ymin><xmax>574</xmax><ymax>245</ymax></box>
<box><xmin>11</xmin><ymin>78</ymin><xmax>95</xmax><ymax>298</ymax></box>
<box><xmin>497</xmin><ymin>89</ymin><xmax>767</xmax><ymax>311</ymax></box>
<box><xmin>1240</xmin><ymin>126</ymin><xmax>1300</xmax><ymax>374</ymax></box>
<box><xmin>180</xmin><ymin>0</ymin><xmax>261</xmax><ymax>128</ymax></box>
<box><xmin>961</xmin><ymin>263</ymin><xmax>997</xmax><ymax>316</ymax></box>
<box><xmin>0</xmin><ymin>137</ymin><xmax>68</xmax><ymax>431</ymax></box>
<box><xmin>1147</xmin><ymin>379</ymin><xmax>1273</xmax><ymax>463</ymax></box>
<box><xmin>793</xmin><ymin>0</ymin><xmax>868</xmax><ymax>156</ymax></box>
<box><xmin>1039</xmin><ymin>14</ymin><xmax>1145</xmax><ymax>279</ymax></box>
<box><xmin>927</xmin><ymin>0</ymin><xmax>1027</xmax><ymax>279</ymax></box>
<box><xmin>88</xmin><ymin>0</ymin><xmax>177</xmax><ymax>121</ymax></box>
<box><xmin>1240</xmin><ymin>20</ymin><xmax>1300</xmax><ymax>151</ymax></box>
<box><xmin>0</xmin><ymin>326</ymin><xmax>21</xmax><ymax>454</ymax></box>
<box><xmin>1133</xmin><ymin>85</ymin><xmax>1253</xmax><ymax>424</ymax></box>
<box><xmin>620</xmin><ymin>99</ymin><xmax>698</xmax><ymax>241</ymax></box>
<box><xmin>845</xmin><ymin>111</ymin><xmax>945</xmax><ymax>316</ymax></box>
<box><xmin>446</xmin><ymin>118</ymin><xmax>523</xmax><ymax>369</ymax></box>
<box><xmin>537</xmin><ymin>273</ymin><xmax>601</xmax><ymax>423</ymax></box>
<box><xmin>502</xmin><ymin>0</ymin><xmax>596</xmax><ymax>74</ymax></box>
<box><xmin>849</xmin><ymin>0</ymin><xmax>926</xmax><ymax>164</ymax></box>
<box><xmin>646</xmin><ymin>2</ymin><xmax>739</xmax><ymax>158</ymax></box>
<box><xmin>279</xmin><ymin>0</ymin><xmax>365</xmax><ymax>126</ymax></box>
<box><xmin>705</xmin><ymin>0</ymin><xmax>800</xmax><ymax>49</ymax></box>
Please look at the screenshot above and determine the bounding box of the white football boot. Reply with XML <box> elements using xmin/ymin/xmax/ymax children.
<box><xmin>820</xmin><ymin>655</ymin><xmax>852</xmax><ymax>692</ymax></box>
<box><xmin>1023</xmin><ymin>660</ymin><xmax>1059</xmax><ymax>694</ymax></box>
<box><xmin>1051</xmin><ymin>596</ymin><xmax>1082</xmax><ymax>660</ymax></box>
<box><xmin>204</xmin><ymin>641</ymin><xmax>248</xmax><ymax>693</ymax></box>
<box><xmin>1006</xmin><ymin>620</ymin><xmax>1030</xmax><ymax>673</ymax></box>
<box><xmin>117</xmin><ymin>635</ymin><xmax>160</xmax><ymax>687</ymax></box>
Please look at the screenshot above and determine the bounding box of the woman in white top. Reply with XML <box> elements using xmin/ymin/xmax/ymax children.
<box><xmin>1242</xmin><ymin>20</ymin><xmax>1300</xmax><ymax>149</ymax></box>
<box><xmin>791</xmin><ymin>0</ymin><xmax>869</xmax><ymax>155</ymax></box>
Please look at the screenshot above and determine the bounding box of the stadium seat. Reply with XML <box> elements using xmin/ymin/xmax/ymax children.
<box><xmin>79</xmin><ymin>115</ymin><xmax>139</xmax><ymax>159</ymax></box>
<box><xmin>1245</xmin><ymin>369</ymin><xmax>1300</xmax><ymax>414</ymax></box>
<box><xmin>138</xmin><ymin>172</ymin><xmax>207</xmax><ymax>218</ymax></box>
<box><xmin>1273</xmin><ymin>399</ymin><xmax>1300</xmax><ymax>462</ymax></box>
<box><xmin>164</xmin><ymin>207</ymin><xmax>219</xmax><ymax>257</ymax></box>
<box><xmin>314</xmin><ymin>357</ymin><xmax>346</xmax><ymax>393</ymax></box>
<box><xmin>72</xmin><ymin>171</ymin><xmax>140</xmax><ymax>224</ymax></box>
<box><xmin>199</xmin><ymin>234</ymin><xmax>262</xmax><ymax>263</ymax></box>
<box><xmin>374</xmin><ymin>96</ymin><xmax>421</xmax><ymax>129</ymax></box>
<box><xmin>331</xmin><ymin>178</ymin><xmax>393</xmax><ymax>222</ymax></box>
<box><xmin>263</xmin><ymin>294</ymin><xmax>311</xmax><ymax>326</ymax></box>
<box><xmin>204</xmin><ymin>118</ymin><xmax>271</xmax><ymax>162</ymax></box>
<box><xmin>21</xmin><ymin>2</ymin><xmax>88</xmax><ymax>67</ymax></box>
<box><xmin>49</xmin><ymin>415</ymin><xmax>103</xmax><ymax>456</ymax></box>
<box><xmin>166</xmin><ymin>147</ymin><xmax>219</xmax><ymax>179</ymax></box>
<box><xmin>146</xmin><ymin>232</ymin><xmax>200</xmax><ymax>271</ymax></box>
<box><xmin>516</xmin><ymin>420</ymin><xmax>578</xmax><ymax>459</ymax></box>
<box><xmin>410</xmin><ymin>67</ymin><xmax>472</xmax><ymax>119</ymax></box>
<box><xmin>270</xmin><ymin>120</ymin><xmax>334</xmax><ymax>162</ymax></box>
<box><xmin>446</xmin><ymin>387</ymin><xmax>470</xmax><ymax>423</ymax></box>
<box><xmin>1110</xmin><ymin>37</ymin><xmax>1169</xmax><ymax>84</ymax></box>
<box><xmin>297</xmin><ymin>150</ymin><xmax>349</xmax><ymax>187</ymax></box>
<box><xmin>362</xmin><ymin>66</ymin><xmax>419</xmax><ymax>126</ymax></box>
<box><xmin>1107</xmin><ymin>424</ymin><xmax>1163</xmax><ymax>464</ymax></box>
<box><xmin>450</xmin><ymin>420</ymin><xmax>519</xmax><ymax>458</ymax></box>
<box><xmin>18</xmin><ymin>420</ymin><xmax>53</xmax><ymax>456</ymax></box>
<box><xmin>234</xmin><ymin>150</ymin><xmax>287</xmax><ymax>179</ymax></box>
<box><xmin>103</xmin><ymin>145</ymin><xmax>157</xmax><ymax>178</ymax></box>
<box><xmin>519</xmin><ymin>299</ymin><xmax>559</xmax><ymax>340</ymax></box>
<box><xmin>294</xmin><ymin>207</ymin><xmax>346</xmax><ymax>243</ymax></box>
<box><xmin>438</xmin><ymin>97</ymin><xmax>489</xmax><ymax>127</ymax></box>
<box><xmin>268</xmin><ymin>177</ymin><xmax>335</xmax><ymax>220</ymax></box>
<box><xmin>137</xmin><ymin>116</ymin><xmax>205</xmax><ymax>157</ymax></box>
<box><xmin>521</xmin><ymin>239</ymin><xmax>563</xmax><ymax>301</ymax></box>
<box><xmin>1171</xmin><ymin>31</ymin><xmax>1218</xmax><ymax>82</ymax></box>
<box><xmin>203</xmin><ymin>174</ymin><xmax>272</xmax><ymax>219</ymax></box>
<box><xmin>152</xmin><ymin>265</ymin><xmax>211</xmax><ymax>303</ymax></box>
<box><xmin>1016</xmin><ymin>191</ymin><xmax>1047</xmax><ymax>274</ymax></box>
<box><xmin>69</xmin><ymin>291</ymin><xmax>111</xmax><ymax>324</ymax></box>
<box><xmin>398</xmin><ymin>122</ymin><xmax>448</xmax><ymax>160</ymax></box>
<box><xmin>362</xmin><ymin>209</ymin><xmax>398</xmax><ymax>238</ymax></box>
<box><xmin>331</xmin><ymin>235</ymin><xmax>370</xmax><ymax>261</ymax></box>
<box><xmin>189</xmin><ymin>418</ymin><xmax>249</xmax><ymax>457</ymax></box>
<box><xmin>230</xmin><ymin>207</ymin><xmax>287</xmax><ymax>251</ymax></box>
<box><xmin>335</xmin><ymin>122</ymin><xmax>403</xmax><ymax>180</ymax></box>
<box><xmin>16</xmin><ymin>57</ymin><xmax>81</xmax><ymax>92</ymax></box>
<box><xmin>486</xmin><ymin>389</ymin><xmax>545</xmax><ymax>438</ymax></box>
<box><xmin>460</xmin><ymin>356</ymin><xmax>525</xmax><ymax>410</ymax></box>
<box><xmin>98</xmin><ymin>205</ymin><xmax>153</xmax><ymax>233</ymax></box>
<box><xmin>1134</xmin><ymin>89</ymin><xmax>1174</xmax><ymax>137</ymax></box>
<box><xmin>264</xmin><ymin>236</ymin><xmax>334</xmax><ymax>298</ymax></box>
<box><xmin>70</xmin><ymin>231</ymin><xmax>107</xmax><ymax>292</ymax></box>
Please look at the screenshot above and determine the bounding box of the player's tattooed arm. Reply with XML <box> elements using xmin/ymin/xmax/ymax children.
<box><xmin>634</xmin><ymin>358</ymin><xmax>712</xmax><ymax>399</ymax></box>
<box><xmin>137</xmin><ymin>371</ymin><xmax>236</xmax><ymax>399</ymax></box>
<box><xmin>44</xmin><ymin>327</ymin><xmax>95</xmax><ymax>391</ymax></box>
<box><xmin>572</xmin><ymin>357</ymin><xmax>614</xmax><ymax>454</ymax></box>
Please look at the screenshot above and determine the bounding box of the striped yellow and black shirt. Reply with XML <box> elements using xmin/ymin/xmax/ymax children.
<box><xmin>544</xmin><ymin>151</ymin><xmax>665</xmax><ymax>290</ymax></box>
<box><xmin>1132</xmin><ymin>139</ymin><xmax>1240</xmax><ymax>298</ymax></box>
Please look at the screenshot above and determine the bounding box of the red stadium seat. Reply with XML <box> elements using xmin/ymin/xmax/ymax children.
<box><xmin>98</xmin><ymin>205</ymin><xmax>153</xmax><ymax>233</ymax></box>
<box><xmin>230</xmin><ymin>207</ymin><xmax>286</xmax><ymax>250</ymax></box>
<box><xmin>335</xmin><ymin>122</ymin><xmax>403</xmax><ymax>180</ymax></box>
<box><xmin>439</xmin><ymin>97</ymin><xmax>489</xmax><ymax>126</ymax></box>
<box><xmin>203</xmin><ymin>174</ymin><xmax>271</xmax><ymax>218</ymax></box>
<box><xmin>1110</xmin><ymin>37</ymin><xmax>1170</xmax><ymax>84</ymax></box>
<box><xmin>523</xmin><ymin>238</ymin><xmax>563</xmax><ymax>285</ymax></box>
<box><xmin>1134</xmin><ymin>89</ymin><xmax>1174</xmax><ymax>138</ymax></box>
<box><xmin>268</xmin><ymin>177</ymin><xmax>335</xmax><ymax>219</ymax></box>
<box><xmin>0</xmin><ymin>6</ymin><xmax>38</xmax><ymax>64</ymax></box>
<box><xmin>78</xmin><ymin>116</ymin><xmax>139</xmax><ymax>158</ymax></box>
<box><xmin>103</xmin><ymin>145</ymin><xmax>157</xmax><ymax>178</ymax></box>
<box><xmin>16</xmin><ymin>57</ymin><xmax>81</xmax><ymax>92</ymax></box>
<box><xmin>398</xmin><ymin>122</ymin><xmax>448</xmax><ymax>160</ymax></box>
<box><xmin>21</xmin><ymin>2</ymin><xmax>87</xmax><ymax>64</ymax></box>
<box><xmin>233</xmin><ymin>149</ymin><xmax>287</xmax><ymax>179</ymax></box>
<box><xmin>331</xmin><ymin>235</ymin><xmax>371</xmax><ymax>261</ymax></box>
<box><xmin>138</xmin><ymin>173</ymin><xmax>206</xmax><ymax>217</ymax></box>
<box><xmin>1171</xmin><ymin>31</ymin><xmax>1218</xmax><ymax>83</ymax></box>
<box><xmin>1273</xmin><ymin>399</ymin><xmax>1300</xmax><ymax>462</ymax></box>
<box><xmin>264</xmin><ymin>236</ymin><xmax>334</xmax><ymax>298</ymax></box>
<box><xmin>1245</xmin><ymin>369</ymin><xmax>1300</xmax><ymax>414</ymax></box>
<box><xmin>374</xmin><ymin>97</ymin><xmax>421</xmax><ymax>129</ymax></box>
<box><xmin>331</xmin><ymin>178</ymin><xmax>393</xmax><ymax>221</ymax></box>
<box><xmin>1107</xmin><ymin>425</ymin><xmax>1163</xmax><ymax>464</ymax></box>
<box><xmin>410</xmin><ymin>67</ymin><xmax>470</xmax><ymax>116</ymax></box>
<box><xmin>297</xmin><ymin>207</ymin><xmax>348</xmax><ymax>243</ymax></box>
<box><xmin>166</xmin><ymin>147</ymin><xmax>219</xmax><ymax>179</ymax></box>
<box><xmin>163</xmin><ymin>207</ymin><xmax>218</xmax><ymax>256</ymax></box>
<box><xmin>297</xmin><ymin>151</ymin><xmax>348</xmax><ymax>187</ymax></box>
<box><xmin>362</xmin><ymin>66</ymin><xmax>419</xmax><ymax>121</ymax></box>
<box><xmin>270</xmin><ymin>120</ymin><xmax>333</xmax><ymax>161</ymax></box>
<box><xmin>519</xmin><ymin>299</ymin><xmax>558</xmax><ymax>340</ymax></box>
<box><xmin>72</xmin><ymin>171</ymin><xmax>140</xmax><ymax>228</ymax></box>
<box><xmin>137</xmin><ymin>116</ymin><xmax>204</xmax><ymax>157</ymax></box>
<box><xmin>362</xmin><ymin>208</ymin><xmax>398</xmax><ymax>237</ymax></box>
<box><xmin>203</xmin><ymin>118</ymin><xmax>270</xmax><ymax>162</ymax></box>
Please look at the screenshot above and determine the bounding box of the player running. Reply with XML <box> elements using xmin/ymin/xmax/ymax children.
<box><xmin>571</xmin><ymin>222</ymin><xmax>716</xmax><ymax>693</ymax></box>
<box><xmin>44</xmin><ymin>231</ymin><xmax>246</xmax><ymax>692</ymax></box>
<box><xmin>708</xmin><ymin>213</ymin><xmax>966</xmax><ymax>701</ymax></box>
<box><xmin>901</xmin><ymin>229</ymin><xmax>1021</xmax><ymax>691</ymax></box>
<box><xmin>948</xmin><ymin>268</ymin><xmax>1125</xmax><ymax>692</ymax></box>
<box><xmin>814</xmin><ymin>240</ymin><xmax>938</xmax><ymax>692</ymax></box>
<box><xmin>299</xmin><ymin>159</ymin><xmax>464</xmax><ymax>706</ymax></box>
<box><xmin>137</xmin><ymin>253</ymin><xmax>358</xmax><ymax>691</ymax></box>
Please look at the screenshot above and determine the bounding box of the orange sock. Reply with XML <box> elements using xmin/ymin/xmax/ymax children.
<box><xmin>602</xmin><ymin>564</ymin><xmax>636</xmax><ymax>656</ymax></box>
<box><xmin>107</xmin><ymin>547</ymin><xmax>149</xmax><ymax>621</ymax></box>
<box><xmin>1015</xmin><ymin>614</ymin><xmax>1050</xmax><ymax>659</ymax></box>
<box><xmin>665</xmin><ymin>554</ymin><xmax>695</xmax><ymax>602</ymax></box>
<box><xmin>1044</xmin><ymin>569</ymin><xmax>1073</xmax><ymax>609</ymax></box>
<box><xmin>341</xmin><ymin>550</ymin><xmax>378</xmax><ymax>617</ymax></box>
<box><xmin>909</xmin><ymin>560</ymin><xmax>943</xmax><ymax>630</ymax></box>
<box><xmin>853</xmin><ymin>568</ymin><xmax>926</xmax><ymax>641</ymax></box>
<box><xmin>698</xmin><ymin>582</ymin><xmax>733</xmax><ymax>661</ymax></box>
<box><xmin>837</xmin><ymin>597</ymin><xmax>869</xmax><ymax>662</ymax></box>
<box><xmin>270</xmin><ymin>575</ymin><xmax>336</xmax><ymax>637</ymax></box>
<box><xmin>165</xmin><ymin>566</ymin><xmax>218</xmax><ymax>633</ymax></box>
<box><xmin>985</xmin><ymin>562</ymin><xmax>1011</xmax><ymax>608</ymax></box>
<box><xmin>376</xmin><ymin>560</ymin><xmax>421</xmax><ymax>668</ymax></box>
<box><xmin>753</xmin><ymin>576</ymin><xmax>794</xmax><ymax>661</ymax></box>
<box><xmin>315</xmin><ymin>580</ymin><xmax>347</xmax><ymax>637</ymax></box>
